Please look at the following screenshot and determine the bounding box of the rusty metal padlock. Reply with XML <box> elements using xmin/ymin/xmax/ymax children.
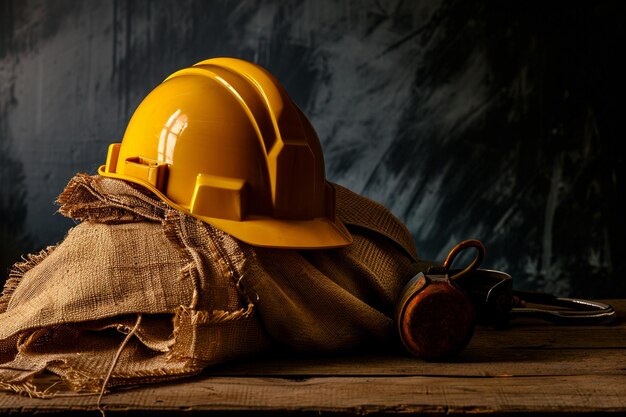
<box><xmin>395</xmin><ymin>239</ymin><xmax>484</xmax><ymax>361</ymax></box>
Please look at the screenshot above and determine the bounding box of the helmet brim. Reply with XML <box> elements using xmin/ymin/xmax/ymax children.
<box><xmin>98</xmin><ymin>166</ymin><xmax>353</xmax><ymax>249</ymax></box>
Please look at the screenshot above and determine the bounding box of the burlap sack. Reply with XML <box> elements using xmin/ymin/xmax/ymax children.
<box><xmin>0</xmin><ymin>174</ymin><xmax>431</xmax><ymax>396</ymax></box>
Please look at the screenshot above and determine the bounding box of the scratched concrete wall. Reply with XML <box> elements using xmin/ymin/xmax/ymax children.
<box><xmin>0</xmin><ymin>0</ymin><xmax>624</xmax><ymax>298</ymax></box>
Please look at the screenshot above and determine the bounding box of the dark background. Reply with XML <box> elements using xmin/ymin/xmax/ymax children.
<box><xmin>0</xmin><ymin>0</ymin><xmax>624</xmax><ymax>298</ymax></box>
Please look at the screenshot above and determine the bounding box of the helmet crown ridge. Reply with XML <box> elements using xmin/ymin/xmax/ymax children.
<box><xmin>99</xmin><ymin>57</ymin><xmax>352</xmax><ymax>249</ymax></box>
<box><xmin>188</xmin><ymin>58</ymin><xmax>323</xmax><ymax>218</ymax></box>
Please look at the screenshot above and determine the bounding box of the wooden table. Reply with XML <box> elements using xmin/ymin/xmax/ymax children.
<box><xmin>1</xmin><ymin>300</ymin><xmax>625</xmax><ymax>416</ymax></box>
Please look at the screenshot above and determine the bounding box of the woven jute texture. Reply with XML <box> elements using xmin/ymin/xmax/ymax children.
<box><xmin>0</xmin><ymin>174</ymin><xmax>431</xmax><ymax>396</ymax></box>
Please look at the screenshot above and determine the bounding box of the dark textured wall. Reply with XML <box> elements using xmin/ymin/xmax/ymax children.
<box><xmin>0</xmin><ymin>0</ymin><xmax>624</xmax><ymax>298</ymax></box>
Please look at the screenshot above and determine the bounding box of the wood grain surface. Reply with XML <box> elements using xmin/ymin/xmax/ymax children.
<box><xmin>1</xmin><ymin>299</ymin><xmax>624</xmax><ymax>416</ymax></box>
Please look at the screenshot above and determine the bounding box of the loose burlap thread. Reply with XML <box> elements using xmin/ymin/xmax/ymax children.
<box><xmin>0</xmin><ymin>173</ymin><xmax>430</xmax><ymax>396</ymax></box>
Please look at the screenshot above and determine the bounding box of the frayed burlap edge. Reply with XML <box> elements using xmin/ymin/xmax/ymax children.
<box><xmin>175</xmin><ymin>303</ymin><xmax>255</xmax><ymax>327</ymax></box>
<box><xmin>0</xmin><ymin>380</ymin><xmax>74</xmax><ymax>399</ymax></box>
<box><xmin>0</xmin><ymin>245</ymin><xmax>58</xmax><ymax>314</ymax></box>
<box><xmin>56</xmin><ymin>173</ymin><xmax>167</xmax><ymax>224</ymax></box>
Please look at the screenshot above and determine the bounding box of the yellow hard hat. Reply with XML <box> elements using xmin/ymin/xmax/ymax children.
<box><xmin>98</xmin><ymin>57</ymin><xmax>352</xmax><ymax>249</ymax></box>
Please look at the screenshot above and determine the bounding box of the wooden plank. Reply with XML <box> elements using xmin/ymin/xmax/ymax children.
<box><xmin>471</xmin><ymin>298</ymin><xmax>625</xmax><ymax>349</ymax></box>
<box><xmin>209</xmin><ymin>348</ymin><xmax>626</xmax><ymax>378</ymax></box>
<box><xmin>470</xmin><ymin>323</ymin><xmax>626</xmax><ymax>349</ymax></box>
<box><xmin>206</xmin><ymin>298</ymin><xmax>626</xmax><ymax>378</ymax></box>
<box><xmin>1</xmin><ymin>375</ymin><xmax>626</xmax><ymax>415</ymax></box>
<box><xmin>0</xmin><ymin>299</ymin><xmax>624</xmax><ymax>415</ymax></box>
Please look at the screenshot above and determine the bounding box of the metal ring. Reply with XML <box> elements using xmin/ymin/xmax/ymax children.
<box><xmin>443</xmin><ymin>239</ymin><xmax>485</xmax><ymax>281</ymax></box>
